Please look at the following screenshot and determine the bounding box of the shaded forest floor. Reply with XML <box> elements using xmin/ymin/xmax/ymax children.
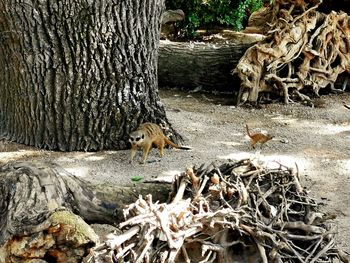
<box><xmin>1</xmin><ymin>89</ymin><xmax>350</xmax><ymax>253</ymax></box>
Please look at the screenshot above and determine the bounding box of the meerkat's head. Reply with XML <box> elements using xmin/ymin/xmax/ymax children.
<box><xmin>129</xmin><ymin>130</ymin><xmax>145</xmax><ymax>146</ymax></box>
<box><xmin>266</xmin><ymin>134</ymin><xmax>274</xmax><ymax>140</ymax></box>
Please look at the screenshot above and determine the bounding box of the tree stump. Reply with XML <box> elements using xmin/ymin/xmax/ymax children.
<box><xmin>0</xmin><ymin>161</ymin><xmax>170</xmax><ymax>262</ymax></box>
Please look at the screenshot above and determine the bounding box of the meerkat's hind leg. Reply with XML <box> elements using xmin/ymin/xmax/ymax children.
<box><xmin>154</xmin><ymin>139</ymin><xmax>165</xmax><ymax>157</ymax></box>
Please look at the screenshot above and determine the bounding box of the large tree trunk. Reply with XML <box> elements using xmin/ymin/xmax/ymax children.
<box><xmin>0</xmin><ymin>0</ymin><xmax>175</xmax><ymax>151</ymax></box>
<box><xmin>0</xmin><ymin>161</ymin><xmax>171</xmax><ymax>262</ymax></box>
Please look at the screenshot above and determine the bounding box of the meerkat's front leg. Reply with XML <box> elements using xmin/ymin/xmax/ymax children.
<box><xmin>130</xmin><ymin>145</ymin><xmax>138</xmax><ymax>163</ymax></box>
<box><xmin>140</xmin><ymin>143</ymin><xmax>152</xmax><ymax>164</ymax></box>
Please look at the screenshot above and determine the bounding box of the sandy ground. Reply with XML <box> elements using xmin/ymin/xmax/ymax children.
<box><xmin>1</xmin><ymin>89</ymin><xmax>350</xmax><ymax>253</ymax></box>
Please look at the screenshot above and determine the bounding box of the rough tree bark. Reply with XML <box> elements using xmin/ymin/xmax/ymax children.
<box><xmin>0</xmin><ymin>161</ymin><xmax>171</xmax><ymax>262</ymax></box>
<box><xmin>234</xmin><ymin>0</ymin><xmax>350</xmax><ymax>105</ymax></box>
<box><xmin>0</xmin><ymin>0</ymin><xmax>177</xmax><ymax>151</ymax></box>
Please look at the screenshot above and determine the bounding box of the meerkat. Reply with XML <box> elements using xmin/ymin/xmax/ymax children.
<box><xmin>246</xmin><ymin>124</ymin><xmax>274</xmax><ymax>149</ymax></box>
<box><xmin>129</xmin><ymin>122</ymin><xmax>190</xmax><ymax>163</ymax></box>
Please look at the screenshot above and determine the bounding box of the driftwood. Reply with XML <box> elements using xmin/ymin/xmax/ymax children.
<box><xmin>90</xmin><ymin>159</ymin><xmax>350</xmax><ymax>263</ymax></box>
<box><xmin>0</xmin><ymin>161</ymin><xmax>170</xmax><ymax>262</ymax></box>
<box><xmin>234</xmin><ymin>0</ymin><xmax>350</xmax><ymax>105</ymax></box>
<box><xmin>158</xmin><ymin>32</ymin><xmax>265</xmax><ymax>92</ymax></box>
<box><xmin>244</xmin><ymin>6</ymin><xmax>274</xmax><ymax>34</ymax></box>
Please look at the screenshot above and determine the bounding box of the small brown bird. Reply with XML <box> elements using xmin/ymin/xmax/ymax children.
<box><xmin>245</xmin><ymin>124</ymin><xmax>274</xmax><ymax>149</ymax></box>
<box><xmin>129</xmin><ymin>122</ymin><xmax>191</xmax><ymax>164</ymax></box>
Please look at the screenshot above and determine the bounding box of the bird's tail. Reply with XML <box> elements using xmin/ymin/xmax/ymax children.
<box><xmin>245</xmin><ymin>124</ymin><xmax>252</xmax><ymax>138</ymax></box>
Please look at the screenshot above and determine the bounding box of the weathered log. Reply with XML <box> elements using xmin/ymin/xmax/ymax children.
<box><xmin>158</xmin><ymin>33</ymin><xmax>265</xmax><ymax>92</ymax></box>
<box><xmin>0</xmin><ymin>161</ymin><xmax>170</xmax><ymax>262</ymax></box>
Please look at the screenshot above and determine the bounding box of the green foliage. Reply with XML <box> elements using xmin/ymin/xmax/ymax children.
<box><xmin>165</xmin><ymin>0</ymin><xmax>266</xmax><ymax>38</ymax></box>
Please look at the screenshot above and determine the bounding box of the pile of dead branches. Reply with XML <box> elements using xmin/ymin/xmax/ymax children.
<box><xmin>234</xmin><ymin>0</ymin><xmax>350</xmax><ymax>105</ymax></box>
<box><xmin>89</xmin><ymin>159</ymin><xmax>349</xmax><ymax>263</ymax></box>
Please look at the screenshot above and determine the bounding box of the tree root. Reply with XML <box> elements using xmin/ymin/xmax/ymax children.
<box><xmin>234</xmin><ymin>0</ymin><xmax>350</xmax><ymax>105</ymax></box>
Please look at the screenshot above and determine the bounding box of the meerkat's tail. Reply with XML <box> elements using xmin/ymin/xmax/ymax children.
<box><xmin>164</xmin><ymin>137</ymin><xmax>192</xmax><ymax>150</ymax></box>
<box><xmin>177</xmin><ymin>146</ymin><xmax>192</xmax><ymax>150</ymax></box>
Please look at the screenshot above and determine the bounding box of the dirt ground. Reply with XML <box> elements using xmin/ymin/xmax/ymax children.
<box><xmin>1</xmin><ymin>89</ymin><xmax>350</xmax><ymax>253</ymax></box>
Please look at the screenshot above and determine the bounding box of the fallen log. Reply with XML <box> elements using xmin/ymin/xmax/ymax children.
<box><xmin>158</xmin><ymin>32</ymin><xmax>265</xmax><ymax>92</ymax></box>
<box><xmin>0</xmin><ymin>161</ymin><xmax>170</xmax><ymax>262</ymax></box>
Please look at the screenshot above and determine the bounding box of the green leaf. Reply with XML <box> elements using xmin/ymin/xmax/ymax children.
<box><xmin>131</xmin><ymin>176</ymin><xmax>144</xmax><ymax>182</ymax></box>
